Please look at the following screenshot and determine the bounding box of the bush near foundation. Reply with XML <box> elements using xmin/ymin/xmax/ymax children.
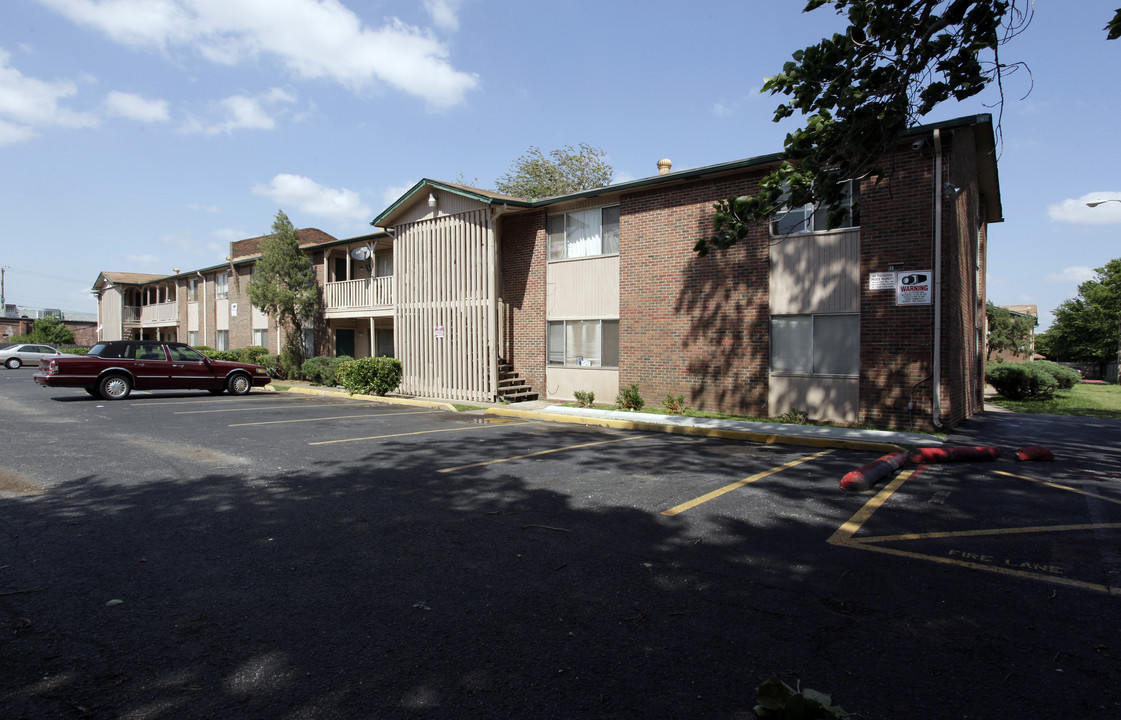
<box><xmin>337</xmin><ymin>357</ymin><xmax>403</xmax><ymax>396</ymax></box>
<box><xmin>238</xmin><ymin>346</ymin><xmax>270</xmax><ymax>365</ymax></box>
<box><xmin>302</xmin><ymin>355</ymin><xmax>353</xmax><ymax>386</ymax></box>
<box><xmin>986</xmin><ymin>361</ymin><xmax>1058</xmax><ymax>400</ymax></box>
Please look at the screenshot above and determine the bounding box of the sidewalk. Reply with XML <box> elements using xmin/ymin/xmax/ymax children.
<box><xmin>272</xmin><ymin>381</ymin><xmax>942</xmax><ymax>453</ymax></box>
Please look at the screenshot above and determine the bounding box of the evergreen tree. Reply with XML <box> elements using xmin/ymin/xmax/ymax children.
<box><xmin>248</xmin><ymin>211</ymin><xmax>320</xmax><ymax>377</ymax></box>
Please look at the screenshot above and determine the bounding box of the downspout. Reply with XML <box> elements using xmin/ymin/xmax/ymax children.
<box><xmin>931</xmin><ymin>129</ymin><xmax>944</xmax><ymax>428</ymax></box>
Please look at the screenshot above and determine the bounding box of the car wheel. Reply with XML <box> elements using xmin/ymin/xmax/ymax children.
<box><xmin>5</xmin><ymin>357</ymin><xmax>21</xmax><ymax>369</ymax></box>
<box><xmin>99</xmin><ymin>374</ymin><xmax>132</xmax><ymax>401</ymax></box>
<box><xmin>227</xmin><ymin>373</ymin><xmax>251</xmax><ymax>396</ymax></box>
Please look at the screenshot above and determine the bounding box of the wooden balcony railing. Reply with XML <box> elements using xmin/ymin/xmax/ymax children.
<box><xmin>325</xmin><ymin>277</ymin><xmax>393</xmax><ymax>311</ymax></box>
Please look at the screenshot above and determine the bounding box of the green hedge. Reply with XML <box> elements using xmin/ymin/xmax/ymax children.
<box><xmin>1032</xmin><ymin>360</ymin><xmax>1082</xmax><ymax>390</ymax></box>
<box><xmin>336</xmin><ymin>357</ymin><xmax>403</xmax><ymax>396</ymax></box>
<box><xmin>302</xmin><ymin>355</ymin><xmax>353</xmax><ymax>386</ymax></box>
<box><xmin>986</xmin><ymin>362</ymin><xmax>1058</xmax><ymax>400</ymax></box>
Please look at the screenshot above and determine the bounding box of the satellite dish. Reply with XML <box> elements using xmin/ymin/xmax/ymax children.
<box><xmin>350</xmin><ymin>246</ymin><xmax>372</xmax><ymax>261</ymax></box>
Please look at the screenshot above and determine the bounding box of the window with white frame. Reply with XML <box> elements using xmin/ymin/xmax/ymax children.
<box><xmin>215</xmin><ymin>272</ymin><xmax>229</xmax><ymax>300</ymax></box>
<box><xmin>547</xmin><ymin>319</ymin><xmax>619</xmax><ymax>368</ymax></box>
<box><xmin>187</xmin><ymin>331</ymin><xmax>199</xmax><ymax>346</ymax></box>
<box><xmin>548</xmin><ymin>206</ymin><xmax>620</xmax><ymax>261</ymax></box>
<box><xmin>216</xmin><ymin>330</ymin><xmax>229</xmax><ymax>351</ymax></box>
<box><xmin>303</xmin><ymin>329</ymin><xmax>314</xmax><ymax>357</ymax></box>
<box><xmin>771</xmin><ymin>180</ymin><xmax>857</xmax><ymax>236</ymax></box>
<box><xmin>771</xmin><ymin>314</ymin><xmax>859</xmax><ymax>376</ymax></box>
<box><xmin>187</xmin><ymin>278</ymin><xmax>199</xmax><ymax>302</ymax></box>
<box><xmin>252</xmin><ymin>329</ymin><xmax>268</xmax><ymax>350</ymax></box>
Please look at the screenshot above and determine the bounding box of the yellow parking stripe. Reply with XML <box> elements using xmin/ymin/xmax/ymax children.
<box><xmin>437</xmin><ymin>435</ymin><xmax>648</xmax><ymax>473</ymax></box>
<box><xmin>175</xmin><ymin>402</ymin><xmax>385</xmax><ymax>415</ymax></box>
<box><xmin>308</xmin><ymin>421</ymin><xmax>530</xmax><ymax>445</ymax></box>
<box><xmin>992</xmin><ymin>470</ymin><xmax>1121</xmax><ymax>506</ymax></box>
<box><xmin>230</xmin><ymin>410</ymin><xmax>441</xmax><ymax>427</ymax></box>
<box><xmin>855</xmin><ymin>522</ymin><xmax>1121</xmax><ymax>544</ymax></box>
<box><xmin>662</xmin><ymin>449</ymin><xmax>834</xmax><ymax>517</ymax></box>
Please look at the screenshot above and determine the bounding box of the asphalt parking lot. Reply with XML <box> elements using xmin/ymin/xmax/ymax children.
<box><xmin>2</xmin><ymin>370</ymin><xmax>1120</xmax><ymax>719</ymax></box>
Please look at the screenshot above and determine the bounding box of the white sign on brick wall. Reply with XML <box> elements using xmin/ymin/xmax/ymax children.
<box><xmin>896</xmin><ymin>271</ymin><xmax>933</xmax><ymax>305</ymax></box>
<box><xmin>868</xmin><ymin>272</ymin><xmax>896</xmax><ymax>290</ymax></box>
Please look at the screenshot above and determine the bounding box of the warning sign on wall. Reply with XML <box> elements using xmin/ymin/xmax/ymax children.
<box><xmin>896</xmin><ymin>271</ymin><xmax>933</xmax><ymax>306</ymax></box>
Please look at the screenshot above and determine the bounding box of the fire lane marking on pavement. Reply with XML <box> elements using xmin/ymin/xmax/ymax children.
<box><xmin>828</xmin><ymin>467</ymin><xmax>1121</xmax><ymax>596</ymax></box>
<box><xmin>229</xmin><ymin>410</ymin><xmax>443</xmax><ymax>427</ymax></box>
<box><xmin>437</xmin><ymin>435</ymin><xmax>651</xmax><ymax>473</ymax></box>
<box><xmin>307</xmin><ymin>421</ymin><xmax>533</xmax><ymax>446</ymax></box>
<box><xmin>661</xmin><ymin>449</ymin><xmax>834</xmax><ymax>517</ymax></box>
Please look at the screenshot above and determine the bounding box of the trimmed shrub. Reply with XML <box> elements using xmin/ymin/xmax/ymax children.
<box><xmin>238</xmin><ymin>346</ymin><xmax>270</xmax><ymax>366</ymax></box>
<box><xmin>336</xmin><ymin>357</ymin><xmax>403</xmax><ymax>396</ymax></box>
<box><xmin>1033</xmin><ymin>360</ymin><xmax>1082</xmax><ymax>390</ymax></box>
<box><xmin>210</xmin><ymin>350</ymin><xmax>241</xmax><ymax>362</ymax></box>
<box><xmin>986</xmin><ymin>361</ymin><xmax>1057</xmax><ymax>400</ymax></box>
<box><xmin>302</xmin><ymin>355</ymin><xmax>352</xmax><ymax>386</ymax></box>
<box><xmin>615</xmin><ymin>383</ymin><xmax>645</xmax><ymax>411</ymax></box>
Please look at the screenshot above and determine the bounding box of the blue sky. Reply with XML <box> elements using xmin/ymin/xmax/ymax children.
<box><xmin>1</xmin><ymin>0</ymin><xmax>1119</xmax><ymax>330</ymax></box>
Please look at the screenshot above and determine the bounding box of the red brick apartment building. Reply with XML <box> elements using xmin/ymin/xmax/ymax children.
<box><xmin>94</xmin><ymin>114</ymin><xmax>1000</xmax><ymax>430</ymax></box>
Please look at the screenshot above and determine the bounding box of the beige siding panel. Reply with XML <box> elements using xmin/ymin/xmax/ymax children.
<box><xmin>251</xmin><ymin>305</ymin><xmax>268</xmax><ymax>329</ymax></box>
<box><xmin>215</xmin><ymin>299</ymin><xmax>229</xmax><ymax>331</ymax></box>
<box><xmin>769</xmin><ymin>375</ymin><xmax>859</xmax><ymax>423</ymax></box>
<box><xmin>394</xmin><ymin>189</ymin><xmax>490</xmax><ymax>226</ymax></box>
<box><xmin>395</xmin><ymin>208</ymin><xmax>497</xmax><ymax>403</ymax></box>
<box><xmin>546</xmin><ymin>255</ymin><xmax>620</xmax><ymax>319</ymax></box>
<box><xmin>546</xmin><ymin>195</ymin><xmax>621</xmax><ymax>214</ymax></box>
<box><xmin>769</xmin><ymin>229</ymin><xmax>860</xmax><ymax>315</ymax></box>
<box><xmin>187</xmin><ymin>303</ymin><xmax>200</xmax><ymax>332</ymax></box>
<box><xmin>546</xmin><ymin>367</ymin><xmax>619</xmax><ymax>404</ymax></box>
<box><xmin>100</xmin><ymin>288</ymin><xmax>123</xmax><ymax>341</ymax></box>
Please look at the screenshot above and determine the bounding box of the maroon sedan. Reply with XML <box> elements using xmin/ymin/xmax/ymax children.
<box><xmin>35</xmin><ymin>340</ymin><xmax>271</xmax><ymax>400</ymax></box>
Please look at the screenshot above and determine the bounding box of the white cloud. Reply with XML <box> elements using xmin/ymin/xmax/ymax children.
<box><xmin>0</xmin><ymin>47</ymin><xmax>98</xmax><ymax>143</ymax></box>
<box><xmin>103</xmin><ymin>90</ymin><xmax>170</xmax><ymax>122</ymax></box>
<box><xmin>1046</xmin><ymin>193</ymin><xmax>1121</xmax><ymax>224</ymax></box>
<box><xmin>1045</xmin><ymin>266</ymin><xmax>1095</xmax><ymax>284</ymax></box>
<box><xmin>252</xmin><ymin>173</ymin><xmax>372</xmax><ymax>223</ymax></box>
<box><xmin>40</xmin><ymin>0</ymin><xmax>479</xmax><ymax>109</ymax></box>
<box><xmin>380</xmin><ymin>181</ymin><xmax>415</xmax><ymax>209</ymax></box>
<box><xmin>187</xmin><ymin>202</ymin><xmax>221</xmax><ymax>213</ymax></box>
<box><xmin>424</xmin><ymin>0</ymin><xmax>461</xmax><ymax>33</ymax></box>
<box><xmin>182</xmin><ymin>88</ymin><xmax>295</xmax><ymax>134</ymax></box>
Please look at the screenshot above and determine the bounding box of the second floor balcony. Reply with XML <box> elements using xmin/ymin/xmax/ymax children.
<box><xmin>124</xmin><ymin>302</ymin><xmax>179</xmax><ymax>326</ymax></box>
<box><xmin>325</xmin><ymin>276</ymin><xmax>394</xmax><ymax>317</ymax></box>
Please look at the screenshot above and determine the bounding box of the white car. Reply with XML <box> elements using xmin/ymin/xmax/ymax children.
<box><xmin>1</xmin><ymin>343</ymin><xmax>62</xmax><ymax>369</ymax></box>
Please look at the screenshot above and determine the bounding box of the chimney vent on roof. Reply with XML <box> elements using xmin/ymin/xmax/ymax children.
<box><xmin>657</xmin><ymin>158</ymin><xmax>672</xmax><ymax>175</ymax></box>
<box><xmin>173</xmin><ymin>268</ymin><xmax>180</xmax><ymax>275</ymax></box>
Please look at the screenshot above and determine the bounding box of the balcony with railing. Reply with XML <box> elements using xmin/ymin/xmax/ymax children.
<box><xmin>325</xmin><ymin>276</ymin><xmax>394</xmax><ymax>317</ymax></box>
<box><xmin>130</xmin><ymin>301</ymin><xmax>179</xmax><ymax>325</ymax></box>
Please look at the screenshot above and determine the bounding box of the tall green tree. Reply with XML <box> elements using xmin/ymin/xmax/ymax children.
<box><xmin>985</xmin><ymin>301</ymin><xmax>1035</xmax><ymax>361</ymax></box>
<box><xmin>248</xmin><ymin>210</ymin><xmax>320</xmax><ymax>376</ymax></box>
<box><xmin>696</xmin><ymin>0</ymin><xmax>1033</xmax><ymax>255</ymax></box>
<box><xmin>16</xmin><ymin>315</ymin><xmax>75</xmax><ymax>345</ymax></box>
<box><xmin>494</xmin><ymin>143</ymin><xmax>613</xmax><ymax>200</ymax></box>
<box><xmin>1036</xmin><ymin>259</ymin><xmax>1121</xmax><ymax>370</ymax></box>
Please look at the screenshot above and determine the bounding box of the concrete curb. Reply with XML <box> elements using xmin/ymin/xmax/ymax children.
<box><xmin>485</xmin><ymin>406</ymin><xmax>929</xmax><ymax>454</ymax></box>
<box><xmin>271</xmin><ymin>384</ymin><xmax>459</xmax><ymax>413</ymax></box>
<box><xmin>270</xmin><ymin>384</ymin><xmax>942</xmax><ymax>453</ymax></box>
